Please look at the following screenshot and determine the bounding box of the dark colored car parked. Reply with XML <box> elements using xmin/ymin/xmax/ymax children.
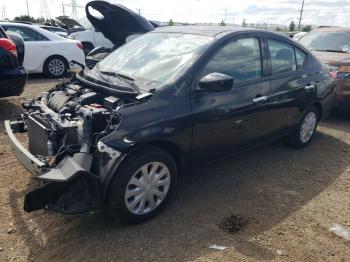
<box><xmin>0</xmin><ymin>25</ymin><xmax>27</xmax><ymax>98</ymax></box>
<box><xmin>5</xmin><ymin>26</ymin><xmax>335</xmax><ymax>223</ymax></box>
<box><xmin>299</xmin><ymin>27</ymin><xmax>350</xmax><ymax>116</ymax></box>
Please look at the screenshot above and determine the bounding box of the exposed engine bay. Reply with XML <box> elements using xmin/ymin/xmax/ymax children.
<box><xmin>7</xmin><ymin>78</ymin><xmax>142</xmax><ymax>214</ymax></box>
<box><xmin>22</xmin><ymin>81</ymin><xmax>123</xmax><ymax>162</ymax></box>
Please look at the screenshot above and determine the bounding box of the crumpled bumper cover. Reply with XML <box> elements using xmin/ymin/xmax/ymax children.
<box><xmin>5</xmin><ymin>120</ymin><xmax>102</xmax><ymax>214</ymax></box>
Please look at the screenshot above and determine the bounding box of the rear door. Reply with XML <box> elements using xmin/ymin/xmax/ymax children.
<box><xmin>191</xmin><ymin>35</ymin><xmax>274</xmax><ymax>166</ymax></box>
<box><xmin>265</xmin><ymin>37</ymin><xmax>314</xmax><ymax>131</ymax></box>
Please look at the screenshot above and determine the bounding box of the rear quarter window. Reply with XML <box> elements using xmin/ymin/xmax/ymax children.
<box><xmin>295</xmin><ymin>48</ymin><xmax>306</xmax><ymax>68</ymax></box>
<box><xmin>268</xmin><ymin>39</ymin><xmax>307</xmax><ymax>74</ymax></box>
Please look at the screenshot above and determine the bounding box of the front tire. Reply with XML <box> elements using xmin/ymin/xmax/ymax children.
<box><xmin>43</xmin><ymin>56</ymin><xmax>68</xmax><ymax>78</ymax></box>
<box><xmin>285</xmin><ymin>105</ymin><xmax>319</xmax><ymax>148</ymax></box>
<box><xmin>107</xmin><ymin>147</ymin><xmax>177</xmax><ymax>224</ymax></box>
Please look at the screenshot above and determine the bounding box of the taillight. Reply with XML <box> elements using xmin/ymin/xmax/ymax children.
<box><xmin>329</xmin><ymin>71</ymin><xmax>338</xmax><ymax>79</ymax></box>
<box><xmin>0</xmin><ymin>38</ymin><xmax>18</xmax><ymax>57</ymax></box>
<box><xmin>76</xmin><ymin>43</ymin><xmax>83</xmax><ymax>50</ymax></box>
<box><xmin>329</xmin><ymin>65</ymin><xmax>350</xmax><ymax>80</ymax></box>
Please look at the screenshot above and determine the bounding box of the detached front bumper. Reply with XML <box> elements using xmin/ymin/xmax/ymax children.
<box><xmin>5</xmin><ymin>120</ymin><xmax>46</xmax><ymax>176</ymax></box>
<box><xmin>5</xmin><ymin>120</ymin><xmax>102</xmax><ymax>214</ymax></box>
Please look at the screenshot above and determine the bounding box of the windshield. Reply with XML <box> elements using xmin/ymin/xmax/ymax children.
<box><xmin>97</xmin><ymin>32</ymin><xmax>214</xmax><ymax>85</ymax></box>
<box><xmin>300</xmin><ymin>31</ymin><xmax>350</xmax><ymax>52</ymax></box>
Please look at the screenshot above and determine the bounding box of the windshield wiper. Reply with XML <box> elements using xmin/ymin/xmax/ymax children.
<box><xmin>314</xmin><ymin>49</ymin><xmax>348</xmax><ymax>53</ymax></box>
<box><xmin>98</xmin><ymin>70</ymin><xmax>141</xmax><ymax>94</ymax></box>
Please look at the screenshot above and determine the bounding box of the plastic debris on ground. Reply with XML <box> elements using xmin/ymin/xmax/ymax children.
<box><xmin>329</xmin><ymin>223</ymin><xmax>350</xmax><ymax>241</ymax></box>
<box><xmin>209</xmin><ymin>245</ymin><xmax>228</xmax><ymax>251</ymax></box>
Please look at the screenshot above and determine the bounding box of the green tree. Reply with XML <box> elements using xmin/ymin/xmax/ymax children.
<box><xmin>289</xmin><ymin>21</ymin><xmax>295</xmax><ymax>31</ymax></box>
<box><xmin>220</xmin><ymin>19</ymin><xmax>226</xmax><ymax>26</ymax></box>
<box><xmin>168</xmin><ymin>19</ymin><xmax>174</xmax><ymax>26</ymax></box>
<box><xmin>14</xmin><ymin>15</ymin><xmax>44</xmax><ymax>23</ymax></box>
<box><xmin>242</xmin><ymin>19</ymin><xmax>247</xmax><ymax>27</ymax></box>
<box><xmin>276</xmin><ymin>27</ymin><xmax>281</xmax><ymax>31</ymax></box>
<box><xmin>302</xmin><ymin>25</ymin><xmax>312</xmax><ymax>32</ymax></box>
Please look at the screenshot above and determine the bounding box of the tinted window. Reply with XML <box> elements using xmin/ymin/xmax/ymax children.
<box><xmin>268</xmin><ymin>39</ymin><xmax>296</xmax><ymax>74</ymax></box>
<box><xmin>5</xmin><ymin>26</ymin><xmax>48</xmax><ymax>41</ymax></box>
<box><xmin>295</xmin><ymin>48</ymin><xmax>306</xmax><ymax>68</ymax></box>
<box><xmin>202</xmin><ymin>37</ymin><xmax>262</xmax><ymax>83</ymax></box>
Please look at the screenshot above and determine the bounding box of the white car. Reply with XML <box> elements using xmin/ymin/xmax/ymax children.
<box><xmin>68</xmin><ymin>17</ymin><xmax>114</xmax><ymax>55</ymax></box>
<box><xmin>0</xmin><ymin>22</ymin><xmax>85</xmax><ymax>78</ymax></box>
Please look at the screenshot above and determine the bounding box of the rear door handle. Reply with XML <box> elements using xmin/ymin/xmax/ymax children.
<box><xmin>252</xmin><ymin>96</ymin><xmax>268</xmax><ymax>103</ymax></box>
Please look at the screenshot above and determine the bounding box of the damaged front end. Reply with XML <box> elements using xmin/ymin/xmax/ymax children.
<box><xmin>5</xmin><ymin>77</ymin><xmax>128</xmax><ymax>215</ymax></box>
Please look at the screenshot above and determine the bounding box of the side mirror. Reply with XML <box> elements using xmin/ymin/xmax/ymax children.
<box><xmin>197</xmin><ymin>73</ymin><xmax>233</xmax><ymax>92</ymax></box>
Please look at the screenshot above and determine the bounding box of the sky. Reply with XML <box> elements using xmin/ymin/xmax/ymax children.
<box><xmin>1</xmin><ymin>0</ymin><xmax>350</xmax><ymax>26</ymax></box>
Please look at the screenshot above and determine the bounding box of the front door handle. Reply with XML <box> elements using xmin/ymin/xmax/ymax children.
<box><xmin>252</xmin><ymin>95</ymin><xmax>268</xmax><ymax>103</ymax></box>
<box><xmin>305</xmin><ymin>84</ymin><xmax>316</xmax><ymax>90</ymax></box>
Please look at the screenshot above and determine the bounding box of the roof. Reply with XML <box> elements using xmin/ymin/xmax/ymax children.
<box><xmin>154</xmin><ymin>26</ymin><xmax>260</xmax><ymax>37</ymax></box>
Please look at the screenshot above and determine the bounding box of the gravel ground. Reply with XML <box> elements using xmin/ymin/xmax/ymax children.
<box><xmin>0</xmin><ymin>75</ymin><xmax>349</xmax><ymax>261</ymax></box>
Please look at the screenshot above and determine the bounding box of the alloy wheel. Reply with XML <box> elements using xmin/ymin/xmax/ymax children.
<box><xmin>300</xmin><ymin>111</ymin><xmax>317</xmax><ymax>143</ymax></box>
<box><xmin>48</xmin><ymin>58</ymin><xmax>65</xmax><ymax>76</ymax></box>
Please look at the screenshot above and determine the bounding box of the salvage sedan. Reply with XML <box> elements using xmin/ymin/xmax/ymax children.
<box><xmin>5</xmin><ymin>26</ymin><xmax>335</xmax><ymax>223</ymax></box>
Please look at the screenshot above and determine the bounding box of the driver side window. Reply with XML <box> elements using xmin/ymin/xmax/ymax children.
<box><xmin>202</xmin><ymin>37</ymin><xmax>262</xmax><ymax>84</ymax></box>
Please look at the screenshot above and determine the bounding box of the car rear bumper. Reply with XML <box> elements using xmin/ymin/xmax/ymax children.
<box><xmin>0</xmin><ymin>67</ymin><xmax>27</xmax><ymax>98</ymax></box>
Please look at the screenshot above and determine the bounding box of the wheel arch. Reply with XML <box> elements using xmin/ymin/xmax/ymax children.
<box><xmin>101</xmin><ymin>140</ymin><xmax>185</xmax><ymax>204</ymax></box>
<box><xmin>43</xmin><ymin>54</ymin><xmax>70</xmax><ymax>71</ymax></box>
<box><xmin>126</xmin><ymin>141</ymin><xmax>185</xmax><ymax>177</ymax></box>
<box><xmin>311</xmin><ymin>101</ymin><xmax>323</xmax><ymax>121</ymax></box>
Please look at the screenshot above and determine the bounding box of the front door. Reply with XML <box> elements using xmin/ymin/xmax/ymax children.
<box><xmin>191</xmin><ymin>36</ymin><xmax>273</xmax><ymax>166</ymax></box>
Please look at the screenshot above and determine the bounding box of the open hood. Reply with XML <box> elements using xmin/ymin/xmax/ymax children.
<box><xmin>86</xmin><ymin>0</ymin><xmax>154</xmax><ymax>46</ymax></box>
<box><xmin>56</xmin><ymin>16</ymin><xmax>84</xmax><ymax>31</ymax></box>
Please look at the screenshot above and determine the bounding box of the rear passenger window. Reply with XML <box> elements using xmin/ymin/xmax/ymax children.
<box><xmin>268</xmin><ymin>39</ymin><xmax>296</xmax><ymax>74</ymax></box>
<box><xmin>295</xmin><ymin>48</ymin><xmax>306</xmax><ymax>68</ymax></box>
<box><xmin>202</xmin><ymin>37</ymin><xmax>262</xmax><ymax>84</ymax></box>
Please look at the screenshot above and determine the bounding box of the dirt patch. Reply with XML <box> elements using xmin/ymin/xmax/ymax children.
<box><xmin>0</xmin><ymin>75</ymin><xmax>350</xmax><ymax>261</ymax></box>
<box><xmin>219</xmin><ymin>214</ymin><xmax>250</xmax><ymax>234</ymax></box>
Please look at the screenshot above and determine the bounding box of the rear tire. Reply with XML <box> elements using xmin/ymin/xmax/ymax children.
<box><xmin>106</xmin><ymin>147</ymin><xmax>177</xmax><ymax>224</ymax></box>
<box><xmin>285</xmin><ymin>105</ymin><xmax>319</xmax><ymax>148</ymax></box>
<box><xmin>43</xmin><ymin>56</ymin><xmax>68</xmax><ymax>78</ymax></box>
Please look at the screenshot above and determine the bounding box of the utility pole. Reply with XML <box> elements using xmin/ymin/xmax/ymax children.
<box><xmin>224</xmin><ymin>7</ymin><xmax>227</xmax><ymax>23</ymax></box>
<box><xmin>298</xmin><ymin>0</ymin><xmax>305</xmax><ymax>30</ymax></box>
<box><xmin>25</xmin><ymin>0</ymin><xmax>30</xmax><ymax>16</ymax></box>
<box><xmin>136</xmin><ymin>8</ymin><xmax>142</xmax><ymax>15</ymax></box>
<box><xmin>71</xmin><ymin>0</ymin><xmax>78</xmax><ymax>20</ymax></box>
<box><xmin>1</xmin><ymin>5</ymin><xmax>6</xmax><ymax>20</ymax></box>
<box><xmin>62</xmin><ymin>1</ymin><xmax>66</xmax><ymax>16</ymax></box>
